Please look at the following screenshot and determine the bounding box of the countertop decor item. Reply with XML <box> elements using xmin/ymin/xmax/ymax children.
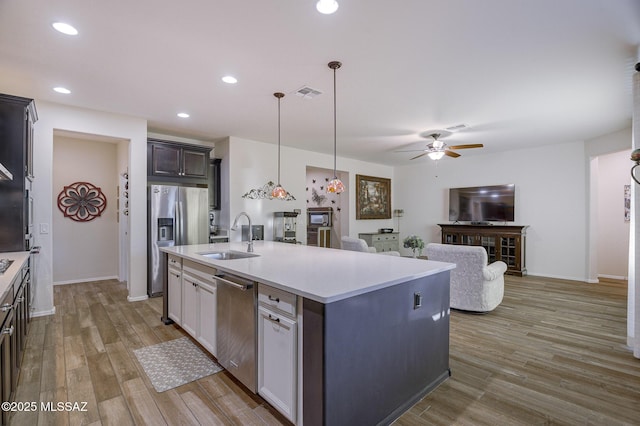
<box><xmin>326</xmin><ymin>61</ymin><xmax>345</xmax><ymax>194</ymax></box>
<box><xmin>403</xmin><ymin>235</ymin><xmax>425</xmax><ymax>257</ymax></box>
<box><xmin>356</xmin><ymin>174</ymin><xmax>391</xmax><ymax>219</ymax></box>
<box><xmin>57</xmin><ymin>181</ymin><xmax>107</xmax><ymax>222</ymax></box>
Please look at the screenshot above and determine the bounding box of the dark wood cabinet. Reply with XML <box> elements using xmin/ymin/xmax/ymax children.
<box><xmin>0</xmin><ymin>255</ymin><xmax>32</xmax><ymax>425</ymax></box>
<box><xmin>209</xmin><ymin>159</ymin><xmax>221</xmax><ymax>210</ymax></box>
<box><xmin>0</xmin><ymin>301</ymin><xmax>14</xmax><ymax>426</ymax></box>
<box><xmin>147</xmin><ymin>139</ymin><xmax>211</xmax><ymax>183</ymax></box>
<box><xmin>0</xmin><ymin>94</ymin><xmax>37</xmax><ymax>252</ymax></box>
<box><xmin>438</xmin><ymin>224</ymin><xmax>528</xmax><ymax>276</ymax></box>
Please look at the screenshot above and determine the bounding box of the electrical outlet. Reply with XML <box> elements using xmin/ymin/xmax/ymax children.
<box><xmin>413</xmin><ymin>292</ymin><xmax>422</xmax><ymax>309</ymax></box>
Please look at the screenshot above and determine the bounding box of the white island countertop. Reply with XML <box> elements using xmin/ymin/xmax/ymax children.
<box><xmin>162</xmin><ymin>241</ymin><xmax>455</xmax><ymax>303</ymax></box>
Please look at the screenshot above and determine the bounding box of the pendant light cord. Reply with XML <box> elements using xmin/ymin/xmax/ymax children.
<box><xmin>277</xmin><ymin>95</ymin><xmax>281</xmax><ymax>184</ymax></box>
<box><xmin>333</xmin><ymin>65</ymin><xmax>337</xmax><ymax>178</ymax></box>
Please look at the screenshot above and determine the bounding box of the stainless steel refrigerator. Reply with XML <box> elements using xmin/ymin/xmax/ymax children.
<box><xmin>148</xmin><ymin>184</ymin><xmax>208</xmax><ymax>297</ymax></box>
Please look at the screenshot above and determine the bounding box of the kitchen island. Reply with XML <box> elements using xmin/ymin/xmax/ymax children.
<box><xmin>161</xmin><ymin>241</ymin><xmax>454</xmax><ymax>426</ymax></box>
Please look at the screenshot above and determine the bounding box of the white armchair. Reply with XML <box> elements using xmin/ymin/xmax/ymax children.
<box><xmin>425</xmin><ymin>243</ymin><xmax>507</xmax><ymax>312</ymax></box>
<box><xmin>341</xmin><ymin>236</ymin><xmax>400</xmax><ymax>256</ymax></box>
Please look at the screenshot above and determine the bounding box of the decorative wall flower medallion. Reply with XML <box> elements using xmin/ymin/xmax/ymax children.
<box><xmin>57</xmin><ymin>181</ymin><xmax>107</xmax><ymax>222</ymax></box>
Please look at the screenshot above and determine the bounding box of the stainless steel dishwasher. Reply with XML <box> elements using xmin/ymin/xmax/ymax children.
<box><xmin>215</xmin><ymin>272</ymin><xmax>257</xmax><ymax>392</ymax></box>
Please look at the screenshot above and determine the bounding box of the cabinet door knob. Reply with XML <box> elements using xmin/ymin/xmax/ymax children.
<box><xmin>2</xmin><ymin>325</ymin><xmax>14</xmax><ymax>335</ymax></box>
<box><xmin>0</xmin><ymin>303</ymin><xmax>12</xmax><ymax>312</ymax></box>
<box><xmin>268</xmin><ymin>295</ymin><xmax>280</xmax><ymax>303</ymax></box>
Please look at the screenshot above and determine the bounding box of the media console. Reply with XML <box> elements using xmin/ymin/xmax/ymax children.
<box><xmin>438</xmin><ymin>224</ymin><xmax>528</xmax><ymax>276</ymax></box>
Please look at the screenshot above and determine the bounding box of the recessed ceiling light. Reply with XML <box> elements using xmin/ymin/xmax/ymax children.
<box><xmin>177</xmin><ymin>112</ymin><xmax>190</xmax><ymax>118</ymax></box>
<box><xmin>52</xmin><ymin>22</ymin><xmax>78</xmax><ymax>36</ymax></box>
<box><xmin>316</xmin><ymin>0</ymin><xmax>339</xmax><ymax>14</ymax></box>
<box><xmin>222</xmin><ymin>75</ymin><xmax>238</xmax><ymax>84</ymax></box>
<box><xmin>53</xmin><ymin>87</ymin><xmax>71</xmax><ymax>94</ymax></box>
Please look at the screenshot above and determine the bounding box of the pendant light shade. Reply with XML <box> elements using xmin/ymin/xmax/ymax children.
<box><xmin>326</xmin><ymin>60</ymin><xmax>345</xmax><ymax>194</ymax></box>
<box><xmin>241</xmin><ymin>92</ymin><xmax>295</xmax><ymax>201</ymax></box>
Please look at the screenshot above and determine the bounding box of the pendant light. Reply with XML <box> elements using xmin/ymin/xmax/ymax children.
<box><xmin>326</xmin><ymin>61</ymin><xmax>345</xmax><ymax>194</ymax></box>
<box><xmin>241</xmin><ymin>92</ymin><xmax>295</xmax><ymax>201</ymax></box>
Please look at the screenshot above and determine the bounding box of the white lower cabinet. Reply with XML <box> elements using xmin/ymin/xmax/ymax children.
<box><xmin>181</xmin><ymin>260</ymin><xmax>217</xmax><ymax>357</ymax></box>
<box><xmin>167</xmin><ymin>266</ymin><xmax>182</xmax><ymax>323</ymax></box>
<box><xmin>257</xmin><ymin>285</ymin><xmax>298</xmax><ymax>423</ymax></box>
<box><xmin>182</xmin><ymin>274</ymin><xmax>199</xmax><ymax>336</ymax></box>
<box><xmin>196</xmin><ymin>281</ymin><xmax>217</xmax><ymax>356</ymax></box>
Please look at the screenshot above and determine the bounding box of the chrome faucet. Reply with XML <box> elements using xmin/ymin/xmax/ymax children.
<box><xmin>231</xmin><ymin>212</ymin><xmax>254</xmax><ymax>252</ymax></box>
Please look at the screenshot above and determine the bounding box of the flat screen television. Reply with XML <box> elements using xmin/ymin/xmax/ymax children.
<box><xmin>448</xmin><ymin>184</ymin><xmax>515</xmax><ymax>223</ymax></box>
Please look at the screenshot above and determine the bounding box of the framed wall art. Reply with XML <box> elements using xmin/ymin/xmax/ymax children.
<box><xmin>356</xmin><ymin>174</ymin><xmax>391</xmax><ymax>219</ymax></box>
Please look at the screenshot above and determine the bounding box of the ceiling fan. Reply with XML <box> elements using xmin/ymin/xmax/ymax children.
<box><xmin>400</xmin><ymin>133</ymin><xmax>484</xmax><ymax>160</ymax></box>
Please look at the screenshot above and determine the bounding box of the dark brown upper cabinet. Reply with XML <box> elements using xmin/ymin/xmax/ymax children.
<box><xmin>147</xmin><ymin>139</ymin><xmax>212</xmax><ymax>184</ymax></box>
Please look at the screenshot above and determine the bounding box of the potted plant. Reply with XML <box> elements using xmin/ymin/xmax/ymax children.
<box><xmin>403</xmin><ymin>235</ymin><xmax>425</xmax><ymax>257</ymax></box>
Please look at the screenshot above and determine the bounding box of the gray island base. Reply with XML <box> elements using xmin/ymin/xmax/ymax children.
<box><xmin>160</xmin><ymin>241</ymin><xmax>453</xmax><ymax>425</ymax></box>
<box><xmin>303</xmin><ymin>272</ymin><xmax>451</xmax><ymax>426</ymax></box>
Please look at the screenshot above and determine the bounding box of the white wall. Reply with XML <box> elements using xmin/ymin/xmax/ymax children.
<box><xmin>52</xmin><ymin>135</ymin><xmax>118</xmax><ymax>283</ymax></box>
<box><xmin>221</xmin><ymin>137</ymin><xmax>394</xmax><ymax>246</ymax></box>
<box><xmin>394</xmin><ymin>141</ymin><xmax>589</xmax><ymax>279</ymax></box>
<box><xmin>32</xmin><ymin>101</ymin><xmax>147</xmax><ymax>315</ymax></box>
<box><xmin>596</xmin><ymin>149</ymin><xmax>631</xmax><ymax>279</ymax></box>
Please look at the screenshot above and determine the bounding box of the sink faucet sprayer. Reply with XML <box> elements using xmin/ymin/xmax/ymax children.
<box><xmin>231</xmin><ymin>212</ymin><xmax>253</xmax><ymax>252</ymax></box>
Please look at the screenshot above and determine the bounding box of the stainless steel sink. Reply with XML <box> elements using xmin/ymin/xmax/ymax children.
<box><xmin>197</xmin><ymin>250</ymin><xmax>259</xmax><ymax>260</ymax></box>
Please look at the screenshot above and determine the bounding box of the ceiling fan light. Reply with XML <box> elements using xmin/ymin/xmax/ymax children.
<box><xmin>327</xmin><ymin>177</ymin><xmax>345</xmax><ymax>194</ymax></box>
<box><xmin>428</xmin><ymin>151</ymin><xmax>445</xmax><ymax>160</ymax></box>
<box><xmin>316</xmin><ymin>0</ymin><xmax>339</xmax><ymax>14</ymax></box>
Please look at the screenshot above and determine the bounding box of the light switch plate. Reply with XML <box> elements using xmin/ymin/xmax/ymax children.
<box><xmin>39</xmin><ymin>223</ymin><xmax>49</xmax><ymax>234</ymax></box>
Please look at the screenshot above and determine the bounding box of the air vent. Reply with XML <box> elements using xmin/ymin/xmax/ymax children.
<box><xmin>445</xmin><ymin>124</ymin><xmax>469</xmax><ymax>132</ymax></box>
<box><xmin>295</xmin><ymin>86</ymin><xmax>322</xmax><ymax>99</ymax></box>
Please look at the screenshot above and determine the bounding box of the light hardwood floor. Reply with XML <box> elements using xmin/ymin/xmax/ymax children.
<box><xmin>8</xmin><ymin>275</ymin><xmax>640</xmax><ymax>425</ymax></box>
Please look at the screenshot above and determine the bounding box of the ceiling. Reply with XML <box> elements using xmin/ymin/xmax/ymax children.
<box><xmin>0</xmin><ymin>0</ymin><xmax>638</xmax><ymax>166</ymax></box>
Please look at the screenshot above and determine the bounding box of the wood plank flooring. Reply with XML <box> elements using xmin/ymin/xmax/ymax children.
<box><xmin>9</xmin><ymin>275</ymin><xmax>640</xmax><ymax>425</ymax></box>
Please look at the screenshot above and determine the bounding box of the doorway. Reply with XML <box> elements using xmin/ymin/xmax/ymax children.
<box><xmin>52</xmin><ymin>130</ymin><xmax>130</xmax><ymax>285</ymax></box>
<box><xmin>305</xmin><ymin>166</ymin><xmax>349</xmax><ymax>248</ymax></box>
<box><xmin>590</xmin><ymin>149</ymin><xmax>631</xmax><ymax>282</ymax></box>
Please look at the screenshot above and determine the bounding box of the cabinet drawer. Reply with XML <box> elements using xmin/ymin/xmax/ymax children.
<box><xmin>258</xmin><ymin>284</ymin><xmax>296</xmax><ymax>318</ymax></box>
<box><xmin>168</xmin><ymin>255</ymin><xmax>182</xmax><ymax>269</ymax></box>
<box><xmin>371</xmin><ymin>234</ymin><xmax>398</xmax><ymax>242</ymax></box>
<box><xmin>183</xmin><ymin>259</ymin><xmax>217</xmax><ymax>284</ymax></box>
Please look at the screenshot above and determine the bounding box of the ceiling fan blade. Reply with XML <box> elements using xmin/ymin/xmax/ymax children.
<box><xmin>410</xmin><ymin>152</ymin><xmax>429</xmax><ymax>160</ymax></box>
<box><xmin>445</xmin><ymin>150</ymin><xmax>461</xmax><ymax>158</ymax></box>
<box><xmin>395</xmin><ymin>148</ymin><xmax>428</xmax><ymax>153</ymax></box>
<box><xmin>396</xmin><ymin>143</ymin><xmax>435</xmax><ymax>153</ymax></box>
<box><xmin>447</xmin><ymin>144</ymin><xmax>484</xmax><ymax>150</ymax></box>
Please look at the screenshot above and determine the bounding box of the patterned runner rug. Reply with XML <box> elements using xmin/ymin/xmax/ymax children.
<box><xmin>133</xmin><ymin>337</ymin><xmax>223</xmax><ymax>392</ymax></box>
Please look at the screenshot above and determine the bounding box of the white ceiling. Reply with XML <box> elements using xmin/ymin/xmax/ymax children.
<box><xmin>1</xmin><ymin>0</ymin><xmax>638</xmax><ymax>166</ymax></box>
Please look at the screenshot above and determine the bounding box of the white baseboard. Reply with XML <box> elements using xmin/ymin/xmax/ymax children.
<box><xmin>598</xmin><ymin>274</ymin><xmax>628</xmax><ymax>281</ymax></box>
<box><xmin>54</xmin><ymin>276</ymin><xmax>119</xmax><ymax>286</ymax></box>
<box><xmin>31</xmin><ymin>307</ymin><xmax>56</xmax><ymax>317</ymax></box>
<box><xmin>526</xmin><ymin>272</ymin><xmax>593</xmax><ymax>283</ymax></box>
<box><xmin>127</xmin><ymin>294</ymin><xmax>149</xmax><ymax>302</ymax></box>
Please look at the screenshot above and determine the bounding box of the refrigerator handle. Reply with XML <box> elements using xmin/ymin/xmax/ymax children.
<box><xmin>175</xmin><ymin>201</ymin><xmax>182</xmax><ymax>245</ymax></box>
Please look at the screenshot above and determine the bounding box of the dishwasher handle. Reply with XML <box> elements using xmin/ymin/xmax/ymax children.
<box><xmin>215</xmin><ymin>274</ymin><xmax>254</xmax><ymax>291</ymax></box>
